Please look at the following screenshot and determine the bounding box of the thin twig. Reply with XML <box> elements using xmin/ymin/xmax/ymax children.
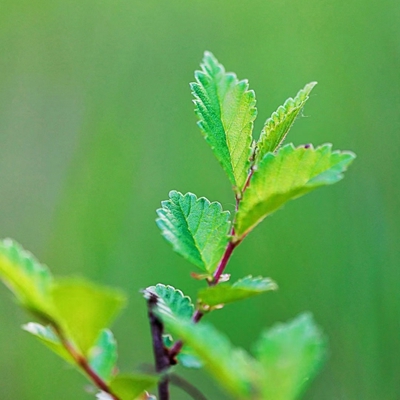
<box><xmin>169</xmin><ymin>373</ymin><xmax>209</xmax><ymax>400</ymax></box>
<box><xmin>54</xmin><ymin>325</ymin><xmax>120</xmax><ymax>400</ymax></box>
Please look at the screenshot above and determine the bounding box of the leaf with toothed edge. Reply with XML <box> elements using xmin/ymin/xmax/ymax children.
<box><xmin>235</xmin><ymin>143</ymin><xmax>356</xmax><ymax>239</ymax></box>
<box><xmin>191</xmin><ymin>51</ymin><xmax>257</xmax><ymax>192</ymax></box>
<box><xmin>88</xmin><ymin>329</ymin><xmax>118</xmax><ymax>383</ymax></box>
<box><xmin>198</xmin><ymin>275</ymin><xmax>278</xmax><ymax>307</ymax></box>
<box><xmin>143</xmin><ymin>284</ymin><xmax>194</xmax><ymax>321</ymax></box>
<box><xmin>0</xmin><ymin>239</ymin><xmax>54</xmax><ymax>320</ymax></box>
<box><xmin>156</xmin><ymin>191</ymin><xmax>231</xmax><ymax>273</ymax></box>
<box><xmin>255</xmin><ymin>82</ymin><xmax>317</xmax><ymax>164</ymax></box>
<box><xmin>253</xmin><ymin>313</ymin><xmax>327</xmax><ymax>400</ymax></box>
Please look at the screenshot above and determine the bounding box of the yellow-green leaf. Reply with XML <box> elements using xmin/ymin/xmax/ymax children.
<box><xmin>235</xmin><ymin>144</ymin><xmax>356</xmax><ymax>239</ymax></box>
<box><xmin>255</xmin><ymin>82</ymin><xmax>317</xmax><ymax>163</ymax></box>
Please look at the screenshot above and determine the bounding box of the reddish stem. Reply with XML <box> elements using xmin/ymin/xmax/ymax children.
<box><xmin>55</xmin><ymin>327</ymin><xmax>119</xmax><ymax>400</ymax></box>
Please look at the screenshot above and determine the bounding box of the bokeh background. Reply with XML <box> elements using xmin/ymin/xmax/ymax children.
<box><xmin>0</xmin><ymin>0</ymin><xmax>399</xmax><ymax>399</ymax></box>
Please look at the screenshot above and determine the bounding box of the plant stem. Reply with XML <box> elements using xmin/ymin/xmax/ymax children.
<box><xmin>147</xmin><ymin>294</ymin><xmax>170</xmax><ymax>400</ymax></box>
<box><xmin>169</xmin><ymin>373</ymin><xmax>209</xmax><ymax>400</ymax></box>
<box><xmin>54</xmin><ymin>326</ymin><xmax>120</xmax><ymax>400</ymax></box>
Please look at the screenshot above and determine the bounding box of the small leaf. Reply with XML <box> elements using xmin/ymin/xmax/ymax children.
<box><xmin>198</xmin><ymin>275</ymin><xmax>277</xmax><ymax>307</ymax></box>
<box><xmin>51</xmin><ymin>279</ymin><xmax>126</xmax><ymax>354</ymax></box>
<box><xmin>192</xmin><ymin>51</ymin><xmax>257</xmax><ymax>191</ymax></box>
<box><xmin>253</xmin><ymin>313</ymin><xmax>326</xmax><ymax>400</ymax></box>
<box><xmin>143</xmin><ymin>284</ymin><xmax>194</xmax><ymax>321</ymax></box>
<box><xmin>156</xmin><ymin>191</ymin><xmax>231</xmax><ymax>273</ymax></box>
<box><xmin>177</xmin><ymin>352</ymin><xmax>203</xmax><ymax>369</ymax></box>
<box><xmin>22</xmin><ymin>322</ymin><xmax>73</xmax><ymax>364</ymax></box>
<box><xmin>88</xmin><ymin>329</ymin><xmax>118</xmax><ymax>383</ymax></box>
<box><xmin>110</xmin><ymin>374</ymin><xmax>158</xmax><ymax>400</ymax></box>
<box><xmin>0</xmin><ymin>239</ymin><xmax>54</xmax><ymax>320</ymax></box>
<box><xmin>164</xmin><ymin>317</ymin><xmax>256</xmax><ymax>397</ymax></box>
<box><xmin>235</xmin><ymin>144</ymin><xmax>356</xmax><ymax>238</ymax></box>
<box><xmin>255</xmin><ymin>82</ymin><xmax>317</xmax><ymax>163</ymax></box>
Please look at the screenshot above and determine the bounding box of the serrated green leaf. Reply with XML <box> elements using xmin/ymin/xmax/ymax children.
<box><xmin>164</xmin><ymin>317</ymin><xmax>256</xmax><ymax>398</ymax></box>
<box><xmin>22</xmin><ymin>322</ymin><xmax>74</xmax><ymax>364</ymax></box>
<box><xmin>156</xmin><ymin>191</ymin><xmax>231</xmax><ymax>273</ymax></box>
<box><xmin>144</xmin><ymin>284</ymin><xmax>194</xmax><ymax>321</ymax></box>
<box><xmin>253</xmin><ymin>313</ymin><xmax>326</xmax><ymax>400</ymax></box>
<box><xmin>0</xmin><ymin>239</ymin><xmax>54</xmax><ymax>320</ymax></box>
<box><xmin>88</xmin><ymin>329</ymin><xmax>118</xmax><ymax>383</ymax></box>
<box><xmin>51</xmin><ymin>279</ymin><xmax>126</xmax><ymax>354</ymax></box>
<box><xmin>198</xmin><ymin>275</ymin><xmax>277</xmax><ymax>307</ymax></box>
<box><xmin>255</xmin><ymin>82</ymin><xmax>317</xmax><ymax>163</ymax></box>
<box><xmin>235</xmin><ymin>144</ymin><xmax>356</xmax><ymax>238</ymax></box>
<box><xmin>110</xmin><ymin>374</ymin><xmax>158</xmax><ymax>400</ymax></box>
<box><xmin>191</xmin><ymin>51</ymin><xmax>257</xmax><ymax>191</ymax></box>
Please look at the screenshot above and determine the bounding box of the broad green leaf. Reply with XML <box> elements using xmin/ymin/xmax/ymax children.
<box><xmin>144</xmin><ymin>284</ymin><xmax>194</xmax><ymax>321</ymax></box>
<box><xmin>110</xmin><ymin>374</ymin><xmax>158</xmax><ymax>400</ymax></box>
<box><xmin>88</xmin><ymin>329</ymin><xmax>118</xmax><ymax>383</ymax></box>
<box><xmin>235</xmin><ymin>144</ymin><xmax>356</xmax><ymax>238</ymax></box>
<box><xmin>198</xmin><ymin>275</ymin><xmax>277</xmax><ymax>307</ymax></box>
<box><xmin>22</xmin><ymin>322</ymin><xmax>73</xmax><ymax>364</ymax></box>
<box><xmin>191</xmin><ymin>51</ymin><xmax>257</xmax><ymax>191</ymax></box>
<box><xmin>0</xmin><ymin>239</ymin><xmax>54</xmax><ymax>320</ymax></box>
<box><xmin>255</xmin><ymin>82</ymin><xmax>317</xmax><ymax>163</ymax></box>
<box><xmin>51</xmin><ymin>279</ymin><xmax>126</xmax><ymax>354</ymax></box>
<box><xmin>253</xmin><ymin>313</ymin><xmax>326</xmax><ymax>400</ymax></box>
<box><xmin>156</xmin><ymin>191</ymin><xmax>231</xmax><ymax>273</ymax></box>
<box><xmin>164</xmin><ymin>317</ymin><xmax>256</xmax><ymax>398</ymax></box>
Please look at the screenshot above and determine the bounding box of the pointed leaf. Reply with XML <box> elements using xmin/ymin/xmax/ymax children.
<box><xmin>51</xmin><ymin>279</ymin><xmax>126</xmax><ymax>354</ymax></box>
<box><xmin>88</xmin><ymin>329</ymin><xmax>118</xmax><ymax>383</ymax></box>
<box><xmin>143</xmin><ymin>284</ymin><xmax>194</xmax><ymax>321</ymax></box>
<box><xmin>255</xmin><ymin>82</ymin><xmax>317</xmax><ymax>163</ymax></box>
<box><xmin>198</xmin><ymin>275</ymin><xmax>277</xmax><ymax>307</ymax></box>
<box><xmin>22</xmin><ymin>322</ymin><xmax>74</xmax><ymax>364</ymax></box>
<box><xmin>0</xmin><ymin>239</ymin><xmax>54</xmax><ymax>320</ymax></box>
<box><xmin>191</xmin><ymin>51</ymin><xmax>257</xmax><ymax>191</ymax></box>
<box><xmin>253</xmin><ymin>313</ymin><xmax>326</xmax><ymax>400</ymax></box>
<box><xmin>164</xmin><ymin>317</ymin><xmax>256</xmax><ymax>397</ymax></box>
<box><xmin>156</xmin><ymin>191</ymin><xmax>231</xmax><ymax>273</ymax></box>
<box><xmin>235</xmin><ymin>144</ymin><xmax>356</xmax><ymax>238</ymax></box>
<box><xmin>110</xmin><ymin>374</ymin><xmax>158</xmax><ymax>400</ymax></box>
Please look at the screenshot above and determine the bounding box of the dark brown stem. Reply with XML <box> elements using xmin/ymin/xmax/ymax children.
<box><xmin>54</xmin><ymin>326</ymin><xmax>119</xmax><ymax>400</ymax></box>
<box><xmin>147</xmin><ymin>294</ymin><xmax>170</xmax><ymax>400</ymax></box>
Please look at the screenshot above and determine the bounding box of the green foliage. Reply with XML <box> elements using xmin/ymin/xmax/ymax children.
<box><xmin>198</xmin><ymin>275</ymin><xmax>277</xmax><ymax>308</ymax></box>
<box><xmin>144</xmin><ymin>284</ymin><xmax>194</xmax><ymax>321</ymax></box>
<box><xmin>235</xmin><ymin>144</ymin><xmax>356</xmax><ymax>238</ymax></box>
<box><xmin>164</xmin><ymin>317</ymin><xmax>256</xmax><ymax>398</ymax></box>
<box><xmin>23</xmin><ymin>322</ymin><xmax>74</xmax><ymax>364</ymax></box>
<box><xmin>0</xmin><ymin>51</ymin><xmax>356</xmax><ymax>400</ymax></box>
<box><xmin>0</xmin><ymin>239</ymin><xmax>54</xmax><ymax>320</ymax></box>
<box><xmin>156</xmin><ymin>191</ymin><xmax>231</xmax><ymax>273</ymax></box>
<box><xmin>109</xmin><ymin>374</ymin><xmax>158</xmax><ymax>400</ymax></box>
<box><xmin>254</xmin><ymin>82</ymin><xmax>317</xmax><ymax>164</ymax></box>
<box><xmin>51</xmin><ymin>279</ymin><xmax>126</xmax><ymax>354</ymax></box>
<box><xmin>253</xmin><ymin>313</ymin><xmax>326</xmax><ymax>400</ymax></box>
<box><xmin>192</xmin><ymin>51</ymin><xmax>257</xmax><ymax>192</ymax></box>
<box><xmin>88</xmin><ymin>330</ymin><xmax>118</xmax><ymax>383</ymax></box>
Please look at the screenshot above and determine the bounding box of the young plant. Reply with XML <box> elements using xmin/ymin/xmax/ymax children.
<box><xmin>0</xmin><ymin>52</ymin><xmax>355</xmax><ymax>400</ymax></box>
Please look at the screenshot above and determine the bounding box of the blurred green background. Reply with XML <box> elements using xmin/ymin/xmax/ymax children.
<box><xmin>0</xmin><ymin>0</ymin><xmax>399</xmax><ymax>399</ymax></box>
